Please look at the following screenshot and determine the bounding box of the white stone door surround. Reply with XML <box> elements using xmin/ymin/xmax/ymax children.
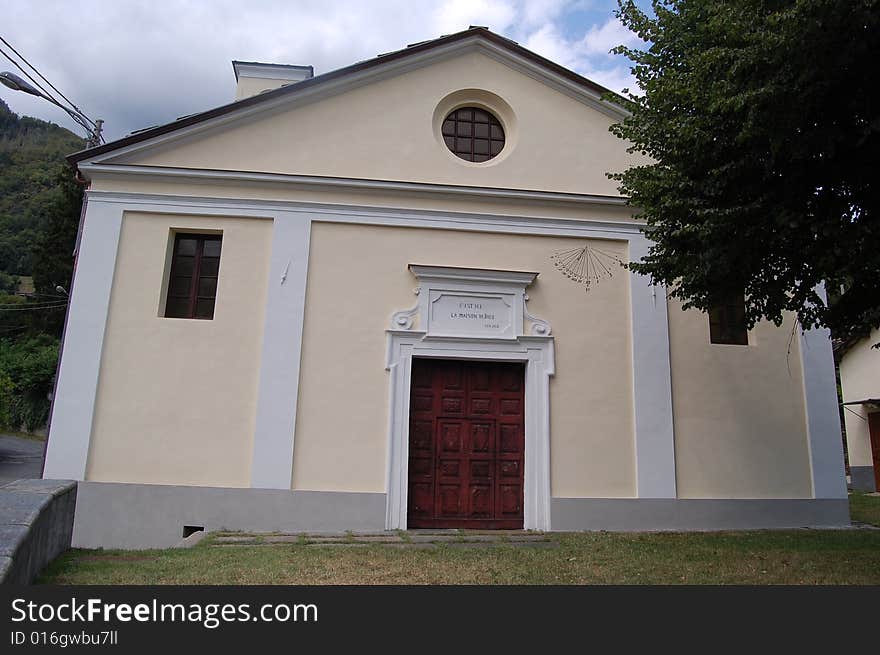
<box><xmin>384</xmin><ymin>264</ymin><xmax>554</xmax><ymax>530</ymax></box>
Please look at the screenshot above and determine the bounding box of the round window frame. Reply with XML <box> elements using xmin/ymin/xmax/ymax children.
<box><xmin>432</xmin><ymin>90</ymin><xmax>517</xmax><ymax>167</ymax></box>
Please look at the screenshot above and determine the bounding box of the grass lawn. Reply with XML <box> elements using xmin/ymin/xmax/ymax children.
<box><xmin>40</xmin><ymin>494</ymin><xmax>880</xmax><ymax>585</ymax></box>
<box><xmin>849</xmin><ymin>491</ymin><xmax>880</xmax><ymax>527</ymax></box>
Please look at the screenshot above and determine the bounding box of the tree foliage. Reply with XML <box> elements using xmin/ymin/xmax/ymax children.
<box><xmin>0</xmin><ymin>334</ymin><xmax>59</xmax><ymax>432</ymax></box>
<box><xmin>0</xmin><ymin>100</ymin><xmax>83</xmax><ymax>431</ymax></box>
<box><xmin>610</xmin><ymin>0</ymin><xmax>879</xmax><ymax>341</ymax></box>
<box><xmin>30</xmin><ymin>164</ymin><xmax>83</xmax><ymax>336</ymax></box>
<box><xmin>0</xmin><ymin>99</ymin><xmax>83</xmax><ymax>276</ymax></box>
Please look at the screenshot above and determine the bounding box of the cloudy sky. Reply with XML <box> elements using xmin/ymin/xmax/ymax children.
<box><xmin>2</xmin><ymin>0</ymin><xmax>648</xmax><ymax>142</ymax></box>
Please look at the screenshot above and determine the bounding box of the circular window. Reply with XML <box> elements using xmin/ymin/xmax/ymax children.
<box><xmin>441</xmin><ymin>107</ymin><xmax>505</xmax><ymax>162</ymax></box>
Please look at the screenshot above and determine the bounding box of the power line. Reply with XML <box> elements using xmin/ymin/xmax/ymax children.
<box><xmin>0</xmin><ymin>324</ymin><xmax>29</xmax><ymax>333</ymax></box>
<box><xmin>0</xmin><ymin>44</ymin><xmax>94</xmax><ymax>136</ymax></box>
<box><xmin>0</xmin><ymin>301</ymin><xmax>67</xmax><ymax>307</ymax></box>
<box><xmin>0</xmin><ymin>46</ymin><xmax>63</xmax><ymax>107</ymax></box>
<box><xmin>28</xmin><ymin>294</ymin><xmax>69</xmax><ymax>300</ymax></box>
<box><xmin>0</xmin><ymin>299</ymin><xmax>69</xmax><ymax>307</ymax></box>
<box><xmin>0</xmin><ymin>34</ymin><xmax>96</xmax><ymax>129</ymax></box>
<box><xmin>0</xmin><ymin>38</ymin><xmax>103</xmax><ymax>144</ymax></box>
<box><xmin>0</xmin><ymin>303</ymin><xmax>68</xmax><ymax>312</ymax></box>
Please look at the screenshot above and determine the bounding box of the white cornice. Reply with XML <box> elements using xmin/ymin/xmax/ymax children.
<box><xmin>409</xmin><ymin>264</ymin><xmax>538</xmax><ymax>286</ymax></box>
<box><xmin>78</xmin><ymin>163</ymin><xmax>631</xmax><ymax>208</ymax></box>
<box><xmin>84</xmin><ymin>189</ymin><xmax>644</xmax><ymax>240</ymax></box>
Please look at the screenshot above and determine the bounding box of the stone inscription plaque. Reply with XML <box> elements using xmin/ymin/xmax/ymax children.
<box><xmin>429</xmin><ymin>293</ymin><xmax>513</xmax><ymax>337</ymax></box>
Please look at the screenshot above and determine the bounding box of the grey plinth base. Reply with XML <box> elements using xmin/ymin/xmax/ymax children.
<box><xmin>74</xmin><ymin>482</ymin><xmax>855</xmax><ymax>549</ymax></box>
<box><xmin>551</xmin><ymin>497</ymin><xmax>851</xmax><ymax>531</ymax></box>
<box><xmin>848</xmin><ymin>467</ymin><xmax>877</xmax><ymax>492</ymax></box>
<box><xmin>1</xmin><ymin>479</ymin><xmax>77</xmax><ymax>584</ymax></box>
<box><xmin>73</xmin><ymin>482</ymin><xmax>387</xmax><ymax>549</ymax></box>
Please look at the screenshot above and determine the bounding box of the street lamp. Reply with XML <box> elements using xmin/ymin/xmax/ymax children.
<box><xmin>1</xmin><ymin>70</ymin><xmax>103</xmax><ymax>146</ymax></box>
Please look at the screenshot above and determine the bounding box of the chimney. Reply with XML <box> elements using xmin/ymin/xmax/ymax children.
<box><xmin>232</xmin><ymin>61</ymin><xmax>314</xmax><ymax>100</ymax></box>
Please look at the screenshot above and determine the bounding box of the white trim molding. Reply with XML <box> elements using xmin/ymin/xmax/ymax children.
<box><xmin>384</xmin><ymin>264</ymin><xmax>555</xmax><ymax>530</ymax></box>
<box><xmin>628</xmin><ymin>235</ymin><xmax>676</xmax><ymax>498</ymax></box>
<box><xmin>798</xmin><ymin>287</ymin><xmax>848</xmax><ymax>499</ymax></box>
<box><xmin>384</xmin><ymin>331</ymin><xmax>555</xmax><ymax>531</ymax></box>
<box><xmin>43</xmin><ymin>198</ymin><xmax>124</xmax><ymax>480</ymax></box>
<box><xmin>77</xmin><ymin>163</ymin><xmax>631</xmax><ymax>209</ymax></box>
<box><xmin>249</xmin><ymin>214</ymin><xmax>312</xmax><ymax>489</ymax></box>
<box><xmin>81</xmin><ymin>190</ymin><xmax>642</xmax><ymax>241</ymax></box>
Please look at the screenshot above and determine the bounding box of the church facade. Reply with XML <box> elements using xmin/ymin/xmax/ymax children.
<box><xmin>44</xmin><ymin>28</ymin><xmax>848</xmax><ymax>548</ymax></box>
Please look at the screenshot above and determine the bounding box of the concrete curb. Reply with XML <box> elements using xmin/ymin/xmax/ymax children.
<box><xmin>0</xmin><ymin>479</ymin><xmax>77</xmax><ymax>584</ymax></box>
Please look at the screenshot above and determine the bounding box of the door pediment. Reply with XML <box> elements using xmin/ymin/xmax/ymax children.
<box><xmin>392</xmin><ymin>264</ymin><xmax>550</xmax><ymax>338</ymax></box>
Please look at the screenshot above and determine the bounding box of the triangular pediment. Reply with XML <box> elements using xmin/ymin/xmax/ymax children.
<box><xmin>74</xmin><ymin>29</ymin><xmax>638</xmax><ymax>196</ymax></box>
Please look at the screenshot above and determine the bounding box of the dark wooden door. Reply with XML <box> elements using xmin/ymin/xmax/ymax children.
<box><xmin>870</xmin><ymin>412</ymin><xmax>880</xmax><ymax>491</ymax></box>
<box><xmin>407</xmin><ymin>358</ymin><xmax>525</xmax><ymax>529</ymax></box>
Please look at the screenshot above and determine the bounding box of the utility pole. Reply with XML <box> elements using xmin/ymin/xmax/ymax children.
<box><xmin>87</xmin><ymin>118</ymin><xmax>104</xmax><ymax>147</ymax></box>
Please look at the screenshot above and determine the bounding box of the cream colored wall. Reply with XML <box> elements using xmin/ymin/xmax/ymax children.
<box><xmin>112</xmin><ymin>50</ymin><xmax>641</xmax><ymax>197</ymax></box>
<box><xmin>668</xmin><ymin>299</ymin><xmax>812</xmax><ymax>498</ymax></box>
<box><xmin>841</xmin><ymin>328</ymin><xmax>880</xmax><ymax>467</ymax></box>
<box><xmin>293</xmin><ymin>221</ymin><xmax>635</xmax><ymax>497</ymax></box>
<box><xmin>85</xmin><ymin>212</ymin><xmax>272</xmax><ymax>487</ymax></box>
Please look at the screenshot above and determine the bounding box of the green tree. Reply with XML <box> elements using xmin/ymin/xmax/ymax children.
<box><xmin>30</xmin><ymin>163</ymin><xmax>82</xmax><ymax>336</ymax></box>
<box><xmin>610</xmin><ymin>0</ymin><xmax>879</xmax><ymax>341</ymax></box>
<box><xmin>0</xmin><ymin>335</ymin><xmax>59</xmax><ymax>432</ymax></box>
<box><xmin>0</xmin><ymin>271</ymin><xmax>18</xmax><ymax>294</ymax></box>
<box><xmin>0</xmin><ymin>99</ymin><xmax>84</xmax><ymax>276</ymax></box>
<box><xmin>0</xmin><ymin>101</ymin><xmax>82</xmax><ymax>432</ymax></box>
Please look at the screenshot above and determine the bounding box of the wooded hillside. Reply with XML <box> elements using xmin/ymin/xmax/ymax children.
<box><xmin>0</xmin><ymin>98</ymin><xmax>84</xmax><ymax>432</ymax></box>
<box><xmin>0</xmin><ymin>98</ymin><xmax>83</xmax><ymax>278</ymax></box>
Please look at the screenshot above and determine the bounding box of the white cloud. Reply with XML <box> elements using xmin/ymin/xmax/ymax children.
<box><xmin>582</xmin><ymin>65</ymin><xmax>637</xmax><ymax>94</ymax></box>
<box><xmin>521</xmin><ymin>14</ymin><xmax>641</xmax><ymax>93</ymax></box>
<box><xmin>431</xmin><ymin>0</ymin><xmax>518</xmax><ymax>36</ymax></box>
<box><xmin>524</xmin><ymin>23</ymin><xmax>580</xmax><ymax>68</ymax></box>
<box><xmin>579</xmin><ymin>16</ymin><xmax>641</xmax><ymax>56</ymax></box>
<box><xmin>519</xmin><ymin>0</ymin><xmax>571</xmax><ymax>28</ymax></box>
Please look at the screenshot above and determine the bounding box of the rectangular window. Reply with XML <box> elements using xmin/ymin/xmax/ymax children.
<box><xmin>709</xmin><ymin>294</ymin><xmax>748</xmax><ymax>345</ymax></box>
<box><xmin>164</xmin><ymin>233</ymin><xmax>222</xmax><ymax>319</ymax></box>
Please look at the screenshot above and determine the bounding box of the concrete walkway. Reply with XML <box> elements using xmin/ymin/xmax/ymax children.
<box><xmin>211</xmin><ymin>530</ymin><xmax>557</xmax><ymax>549</ymax></box>
<box><xmin>0</xmin><ymin>434</ymin><xmax>44</xmax><ymax>482</ymax></box>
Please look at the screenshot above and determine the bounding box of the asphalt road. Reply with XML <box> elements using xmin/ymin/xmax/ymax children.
<box><xmin>0</xmin><ymin>434</ymin><xmax>44</xmax><ymax>481</ymax></box>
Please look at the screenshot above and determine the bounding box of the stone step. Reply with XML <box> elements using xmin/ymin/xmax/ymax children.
<box><xmin>445</xmin><ymin>541</ymin><xmax>558</xmax><ymax>549</ymax></box>
<box><xmin>299</xmin><ymin>535</ymin><xmax>403</xmax><ymax>543</ymax></box>
<box><xmin>211</xmin><ymin>540</ymin><xmax>553</xmax><ymax>549</ymax></box>
<box><xmin>213</xmin><ymin>535</ymin><xmax>259</xmax><ymax>543</ymax></box>
<box><xmin>210</xmin><ymin>530</ymin><xmax>554</xmax><ymax>547</ymax></box>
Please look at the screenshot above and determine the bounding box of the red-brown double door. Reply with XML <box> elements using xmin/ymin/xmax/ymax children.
<box><xmin>407</xmin><ymin>358</ymin><xmax>525</xmax><ymax>529</ymax></box>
